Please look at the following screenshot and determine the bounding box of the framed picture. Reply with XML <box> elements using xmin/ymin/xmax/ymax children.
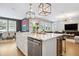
<box><xmin>21</xmin><ymin>20</ymin><xmax>29</xmax><ymax>32</ymax></box>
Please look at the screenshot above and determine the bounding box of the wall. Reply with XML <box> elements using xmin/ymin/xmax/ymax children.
<box><xmin>52</xmin><ymin>18</ymin><xmax>79</xmax><ymax>32</ymax></box>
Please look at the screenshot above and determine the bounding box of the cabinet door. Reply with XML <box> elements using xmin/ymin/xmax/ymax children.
<box><xmin>42</xmin><ymin>38</ymin><xmax>57</xmax><ymax>56</ymax></box>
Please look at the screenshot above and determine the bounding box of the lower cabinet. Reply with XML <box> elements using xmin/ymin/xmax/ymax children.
<box><xmin>16</xmin><ymin>32</ymin><xmax>28</xmax><ymax>55</ymax></box>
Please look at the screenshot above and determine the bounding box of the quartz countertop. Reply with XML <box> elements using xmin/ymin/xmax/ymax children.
<box><xmin>28</xmin><ymin>33</ymin><xmax>63</xmax><ymax>41</ymax></box>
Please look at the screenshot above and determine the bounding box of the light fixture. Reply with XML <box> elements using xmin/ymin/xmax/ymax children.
<box><xmin>38</xmin><ymin>3</ymin><xmax>51</xmax><ymax>16</ymax></box>
<box><xmin>26</xmin><ymin>3</ymin><xmax>35</xmax><ymax>19</ymax></box>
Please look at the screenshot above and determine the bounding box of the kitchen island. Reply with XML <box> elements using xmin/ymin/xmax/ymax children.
<box><xmin>16</xmin><ymin>32</ymin><xmax>63</xmax><ymax>56</ymax></box>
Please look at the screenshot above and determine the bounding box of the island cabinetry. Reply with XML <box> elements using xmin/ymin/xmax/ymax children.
<box><xmin>16</xmin><ymin>32</ymin><xmax>28</xmax><ymax>55</ymax></box>
<box><xmin>28</xmin><ymin>37</ymin><xmax>60</xmax><ymax>56</ymax></box>
<box><xmin>42</xmin><ymin>38</ymin><xmax>57</xmax><ymax>56</ymax></box>
<box><xmin>16</xmin><ymin>33</ymin><xmax>63</xmax><ymax>56</ymax></box>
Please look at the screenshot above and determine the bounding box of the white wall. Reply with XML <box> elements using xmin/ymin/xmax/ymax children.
<box><xmin>52</xmin><ymin>18</ymin><xmax>79</xmax><ymax>32</ymax></box>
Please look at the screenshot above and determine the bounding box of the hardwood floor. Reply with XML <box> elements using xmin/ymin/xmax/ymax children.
<box><xmin>0</xmin><ymin>39</ymin><xmax>24</xmax><ymax>56</ymax></box>
<box><xmin>63</xmin><ymin>39</ymin><xmax>79</xmax><ymax>56</ymax></box>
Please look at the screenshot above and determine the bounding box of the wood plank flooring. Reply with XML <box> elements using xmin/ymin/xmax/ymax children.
<box><xmin>63</xmin><ymin>39</ymin><xmax>79</xmax><ymax>56</ymax></box>
<box><xmin>0</xmin><ymin>40</ymin><xmax>24</xmax><ymax>56</ymax></box>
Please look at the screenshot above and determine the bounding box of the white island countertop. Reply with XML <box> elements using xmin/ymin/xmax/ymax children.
<box><xmin>28</xmin><ymin>33</ymin><xmax>63</xmax><ymax>41</ymax></box>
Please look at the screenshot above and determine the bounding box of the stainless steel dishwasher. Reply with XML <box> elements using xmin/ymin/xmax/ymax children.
<box><xmin>28</xmin><ymin>37</ymin><xmax>42</xmax><ymax>56</ymax></box>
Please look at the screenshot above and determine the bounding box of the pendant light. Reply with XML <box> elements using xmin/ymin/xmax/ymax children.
<box><xmin>26</xmin><ymin>3</ymin><xmax>35</xmax><ymax>19</ymax></box>
<box><xmin>38</xmin><ymin>3</ymin><xmax>51</xmax><ymax>16</ymax></box>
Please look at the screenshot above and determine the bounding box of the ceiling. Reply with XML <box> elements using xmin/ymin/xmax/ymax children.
<box><xmin>0</xmin><ymin>3</ymin><xmax>79</xmax><ymax>21</ymax></box>
<box><xmin>54</xmin><ymin>3</ymin><xmax>79</xmax><ymax>20</ymax></box>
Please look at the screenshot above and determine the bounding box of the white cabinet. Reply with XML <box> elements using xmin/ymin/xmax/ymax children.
<box><xmin>42</xmin><ymin>38</ymin><xmax>57</xmax><ymax>56</ymax></box>
<box><xmin>16</xmin><ymin>32</ymin><xmax>28</xmax><ymax>55</ymax></box>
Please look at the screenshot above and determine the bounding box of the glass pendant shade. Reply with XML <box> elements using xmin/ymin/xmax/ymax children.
<box><xmin>26</xmin><ymin>3</ymin><xmax>35</xmax><ymax>19</ymax></box>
